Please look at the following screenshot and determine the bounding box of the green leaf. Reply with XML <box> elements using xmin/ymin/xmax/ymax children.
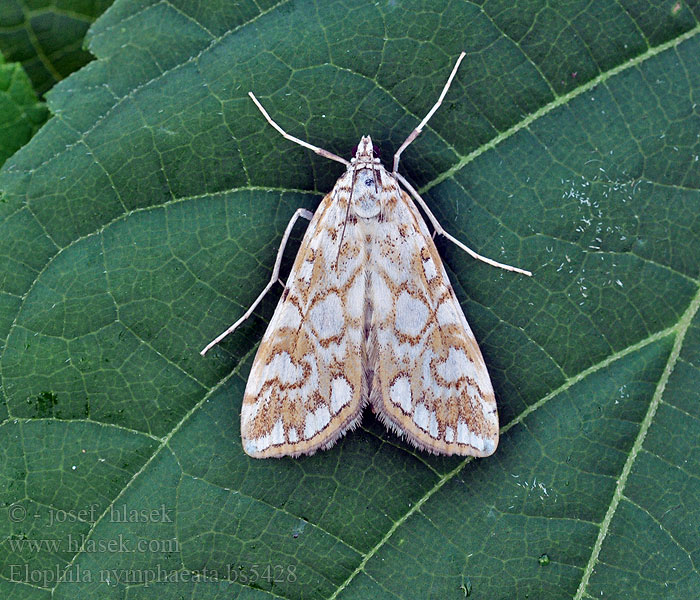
<box><xmin>0</xmin><ymin>0</ymin><xmax>114</xmax><ymax>95</ymax></box>
<box><xmin>0</xmin><ymin>54</ymin><xmax>48</xmax><ymax>168</ymax></box>
<box><xmin>1</xmin><ymin>1</ymin><xmax>699</xmax><ymax>599</ymax></box>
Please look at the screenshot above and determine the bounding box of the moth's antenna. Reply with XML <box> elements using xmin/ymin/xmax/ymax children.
<box><xmin>392</xmin><ymin>52</ymin><xmax>466</xmax><ymax>174</ymax></box>
<box><xmin>248</xmin><ymin>93</ymin><xmax>350</xmax><ymax>166</ymax></box>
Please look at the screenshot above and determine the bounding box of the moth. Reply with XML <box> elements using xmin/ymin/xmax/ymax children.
<box><xmin>202</xmin><ymin>52</ymin><xmax>531</xmax><ymax>458</ymax></box>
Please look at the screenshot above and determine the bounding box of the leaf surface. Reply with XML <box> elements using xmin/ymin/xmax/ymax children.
<box><xmin>0</xmin><ymin>1</ymin><xmax>699</xmax><ymax>598</ymax></box>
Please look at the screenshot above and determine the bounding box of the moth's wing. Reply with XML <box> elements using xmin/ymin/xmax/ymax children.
<box><xmin>241</xmin><ymin>182</ymin><xmax>367</xmax><ymax>458</ymax></box>
<box><xmin>368</xmin><ymin>188</ymin><xmax>498</xmax><ymax>456</ymax></box>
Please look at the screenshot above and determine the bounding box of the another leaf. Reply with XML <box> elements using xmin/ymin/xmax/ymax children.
<box><xmin>0</xmin><ymin>54</ymin><xmax>47</xmax><ymax>167</ymax></box>
<box><xmin>0</xmin><ymin>0</ymin><xmax>114</xmax><ymax>95</ymax></box>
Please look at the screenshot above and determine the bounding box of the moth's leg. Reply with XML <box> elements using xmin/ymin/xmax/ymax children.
<box><xmin>392</xmin><ymin>52</ymin><xmax>466</xmax><ymax>175</ymax></box>
<box><xmin>395</xmin><ymin>172</ymin><xmax>532</xmax><ymax>276</ymax></box>
<box><xmin>200</xmin><ymin>208</ymin><xmax>314</xmax><ymax>355</ymax></box>
<box><xmin>248</xmin><ymin>93</ymin><xmax>350</xmax><ymax>167</ymax></box>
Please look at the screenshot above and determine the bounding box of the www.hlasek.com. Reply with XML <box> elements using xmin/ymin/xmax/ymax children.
<box><xmin>9</xmin><ymin>563</ymin><xmax>298</xmax><ymax>588</ymax></box>
<box><xmin>8</xmin><ymin>534</ymin><xmax>179</xmax><ymax>555</ymax></box>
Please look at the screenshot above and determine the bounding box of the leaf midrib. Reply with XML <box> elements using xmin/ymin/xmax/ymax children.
<box><xmin>572</xmin><ymin>286</ymin><xmax>700</xmax><ymax>599</ymax></box>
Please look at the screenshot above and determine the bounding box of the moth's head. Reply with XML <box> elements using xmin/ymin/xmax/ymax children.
<box><xmin>350</xmin><ymin>135</ymin><xmax>380</xmax><ymax>164</ymax></box>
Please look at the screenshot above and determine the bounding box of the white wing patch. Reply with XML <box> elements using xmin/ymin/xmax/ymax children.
<box><xmin>310</xmin><ymin>293</ymin><xmax>345</xmax><ymax>339</ymax></box>
<box><xmin>395</xmin><ymin>291</ymin><xmax>430</xmax><ymax>336</ymax></box>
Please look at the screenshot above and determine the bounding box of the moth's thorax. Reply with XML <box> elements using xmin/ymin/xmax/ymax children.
<box><xmin>346</xmin><ymin>135</ymin><xmax>395</xmax><ymax>219</ymax></box>
<box><xmin>348</xmin><ymin>166</ymin><xmax>382</xmax><ymax>218</ymax></box>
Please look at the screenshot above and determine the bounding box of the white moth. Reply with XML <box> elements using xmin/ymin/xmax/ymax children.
<box><xmin>201</xmin><ymin>52</ymin><xmax>531</xmax><ymax>458</ymax></box>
